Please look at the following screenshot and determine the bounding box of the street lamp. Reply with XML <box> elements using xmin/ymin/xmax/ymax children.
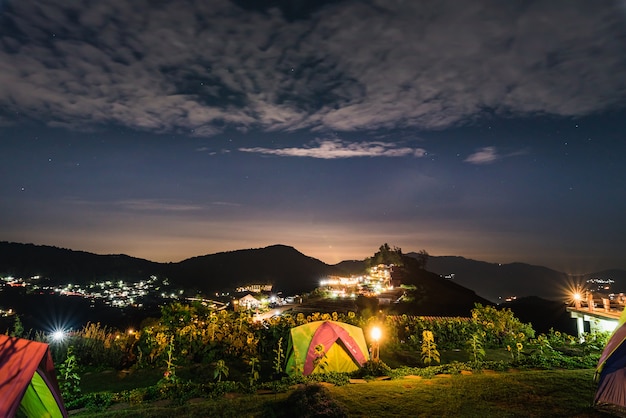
<box><xmin>371</xmin><ymin>326</ymin><xmax>381</xmax><ymax>362</ymax></box>
<box><xmin>50</xmin><ymin>329</ymin><xmax>66</xmax><ymax>343</ymax></box>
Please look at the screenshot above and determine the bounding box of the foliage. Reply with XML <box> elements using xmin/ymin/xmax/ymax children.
<box><xmin>353</xmin><ymin>360</ymin><xmax>392</xmax><ymax>378</ymax></box>
<box><xmin>259</xmin><ymin>377</ymin><xmax>294</xmax><ymax>393</ymax></box>
<box><xmin>313</xmin><ymin>343</ymin><xmax>329</xmax><ymax>372</ymax></box>
<box><xmin>214</xmin><ymin>359</ymin><xmax>229</xmax><ymax>382</ymax></box>
<box><xmin>49</xmin><ymin>298</ymin><xmax>612</xmax><ymax>410</ymax></box>
<box><xmin>160</xmin><ymin>335</ymin><xmax>178</xmax><ymax>384</ymax></box>
<box><xmin>579</xmin><ymin>330</ymin><xmax>611</xmax><ymax>354</ymax></box>
<box><xmin>137</xmin><ymin>307</ymin><xmax>261</xmax><ymax>368</ymax></box>
<box><xmin>467</xmin><ymin>331</ymin><xmax>486</xmax><ymax>363</ymax></box>
<box><xmin>389</xmin><ymin>361</ymin><xmax>473</xmax><ymax>379</ymax></box>
<box><xmin>386</xmin><ymin>315</ymin><xmax>475</xmax><ymax>350</ymax></box>
<box><xmin>471</xmin><ymin>304</ymin><xmax>535</xmax><ymax>348</ymax></box>
<box><xmin>305</xmin><ymin>371</ymin><xmax>351</xmax><ymax>386</ymax></box>
<box><xmin>65</xmin><ymin>392</ymin><xmax>113</xmax><ymax>412</ymax></box>
<box><xmin>247</xmin><ymin>356</ymin><xmax>260</xmax><ymax>388</ymax></box>
<box><xmin>421</xmin><ymin>330</ymin><xmax>440</xmax><ymax>365</ymax></box>
<box><xmin>273</xmin><ymin>336</ymin><xmax>285</xmax><ymax>376</ymax></box>
<box><xmin>109</xmin><ymin>379</ymin><xmax>243</xmax><ymax>407</ymax></box>
<box><xmin>275</xmin><ymin>384</ymin><xmax>348</xmax><ymax>418</ymax></box>
<box><xmin>57</xmin><ymin>346</ymin><xmax>82</xmax><ymax>402</ymax></box>
<box><xmin>365</xmin><ymin>243</ymin><xmax>404</xmax><ymax>268</ymax></box>
<box><xmin>61</xmin><ymin>322</ymin><xmax>130</xmax><ymax>370</ymax></box>
<box><xmin>10</xmin><ymin>315</ymin><xmax>25</xmax><ymax>338</ymax></box>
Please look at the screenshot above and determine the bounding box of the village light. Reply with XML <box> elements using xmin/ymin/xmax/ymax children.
<box><xmin>371</xmin><ymin>326</ymin><xmax>382</xmax><ymax>361</ymax></box>
<box><xmin>573</xmin><ymin>292</ymin><xmax>582</xmax><ymax>309</ymax></box>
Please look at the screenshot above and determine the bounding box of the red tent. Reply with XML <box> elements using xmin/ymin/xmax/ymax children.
<box><xmin>0</xmin><ymin>334</ymin><xmax>67</xmax><ymax>417</ymax></box>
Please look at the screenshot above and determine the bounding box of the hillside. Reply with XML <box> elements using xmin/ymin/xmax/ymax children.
<box><xmin>419</xmin><ymin>255</ymin><xmax>626</xmax><ymax>303</ymax></box>
<box><xmin>167</xmin><ymin>244</ymin><xmax>344</xmax><ymax>294</ymax></box>
<box><xmin>4</xmin><ymin>241</ymin><xmax>623</xmax><ymax>311</ymax></box>
<box><xmin>415</xmin><ymin>254</ymin><xmax>572</xmax><ymax>302</ymax></box>
<box><xmin>389</xmin><ymin>256</ymin><xmax>492</xmax><ymax>316</ymax></box>
<box><xmin>0</xmin><ymin>242</ymin><xmax>345</xmax><ymax>295</ymax></box>
<box><xmin>0</xmin><ymin>241</ymin><xmax>163</xmax><ymax>283</ymax></box>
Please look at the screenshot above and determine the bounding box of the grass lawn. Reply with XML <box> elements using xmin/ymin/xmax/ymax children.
<box><xmin>72</xmin><ymin>368</ymin><xmax>614</xmax><ymax>417</ymax></box>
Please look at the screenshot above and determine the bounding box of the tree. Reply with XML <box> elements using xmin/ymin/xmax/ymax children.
<box><xmin>415</xmin><ymin>249</ymin><xmax>429</xmax><ymax>269</ymax></box>
<box><xmin>366</xmin><ymin>243</ymin><xmax>404</xmax><ymax>268</ymax></box>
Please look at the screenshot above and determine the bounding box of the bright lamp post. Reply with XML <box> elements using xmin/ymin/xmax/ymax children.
<box><xmin>50</xmin><ymin>329</ymin><xmax>66</xmax><ymax>343</ymax></box>
<box><xmin>371</xmin><ymin>326</ymin><xmax>381</xmax><ymax>362</ymax></box>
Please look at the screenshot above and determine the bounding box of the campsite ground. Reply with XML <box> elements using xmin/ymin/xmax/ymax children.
<box><xmin>72</xmin><ymin>368</ymin><xmax>613</xmax><ymax>417</ymax></box>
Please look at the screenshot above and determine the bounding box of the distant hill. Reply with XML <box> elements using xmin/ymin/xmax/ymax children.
<box><xmin>167</xmin><ymin>244</ymin><xmax>343</xmax><ymax>294</ymax></box>
<box><xmin>0</xmin><ymin>242</ymin><xmax>163</xmax><ymax>283</ymax></box>
<box><xmin>0</xmin><ymin>242</ymin><xmax>345</xmax><ymax>295</ymax></box>
<box><xmin>332</xmin><ymin>260</ymin><xmax>366</xmax><ymax>275</ymax></box>
<box><xmin>4</xmin><ymin>241</ymin><xmax>624</xmax><ymax>315</ymax></box>
<box><xmin>411</xmin><ymin>253</ymin><xmax>626</xmax><ymax>303</ymax></box>
<box><xmin>414</xmin><ymin>254</ymin><xmax>570</xmax><ymax>302</ymax></box>
<box><xmin>390</xmin><ymin>256</ymin><xmax>492</xmax><ymax>316</ymax></box>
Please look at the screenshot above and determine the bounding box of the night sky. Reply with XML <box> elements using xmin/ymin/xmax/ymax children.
<box><xmin>1</xmin><ymin>0</ymin><xmax>625</xmax><ymax>273</ymax></box>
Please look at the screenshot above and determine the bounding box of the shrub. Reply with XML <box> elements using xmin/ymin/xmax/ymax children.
<box><xmin>353</xmin><ymin>360</ymin><xmax>392</xmax><ymax>378</ymax></box>
<box><xmin>65</xmin><ymin>392</ymin><xmax>112</xmax><ymax>412</ymax></box>
<box><xmin>57</xmin><ymin>346</ymin><xmax>81</xmax><ymax>402</ymax></box>
<box><xmin>305</xmin><ymin>371</ymin><xmax>351</xmax><ymax>386</ymax></box>
<box><xmin>278</xmin><ymin>384</ymin><xmax>348</xmax><ymax>418</ymax></box>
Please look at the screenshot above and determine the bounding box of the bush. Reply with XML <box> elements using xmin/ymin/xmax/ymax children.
<box><xmin>65</xmin><ymin>392</ymin><xmax>112</xmax><ymax>412</ymax></box>
<box><xmin>277</xmin><ymin>384</ymin><xmax>348</xmax><ymax>418</ymax></box>
<box><xmin>353</xmin><ymin>360</ymin><xmax>392</xmax><ymax>378</ymax></box>
<box><xmin>305</xmin><ymin>371</ymin><xmax>351</xmax><ymax>386</ymax></box>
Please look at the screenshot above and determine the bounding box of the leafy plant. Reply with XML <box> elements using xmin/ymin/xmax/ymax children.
<box><xmin>313</xmin><ymin>343</ymin><xmax>329</xmax><ymax>372</ymax></box>
<box><xmin>65</xmin><ymin>392</ymin><xmax>113</xmax><ymax>412</ymax></box>
<box><xmin>467</xmin><ymin>331</ymin><xmax>486</xmax><ymax>363</ymax></box>
<box><xmin>214</xmin><ymin>359</ymin><xmax>229</xmax><ymax>382</ymax></box>
<box><xmin>247</xmin><ymin>356</ymin><xmax>260</xmax><ymax>387</ymax></box>
<box><xmin>273</xmin><ymin>336</ymin><xmax>285</xmax><ymax>376</ymax></box>
<box><xmin>355</xmin><ymin>360</ymin><xmax>392</xmax><ymax>378</ymax></box>
<box><xmin>421</xmin><ymin>330</ymin><xmax>440</xmax><ymax>365</ymax></box>
<box><xmin>161</xmin><ymin>335</ymin><xmax>178</xmax><ymax>383</ymax></box>
<box><xmin>471</xmin><ymin>304</ymin><xmax>534</xmax><ymax>348</ymax></box>
<box><xmin>57</xmin><ymin>346</ymin><xmax>81</xmax><ymax>402</ymax></box>
<box><xmin>10</xmin><ymin>315</ymin><xmax>25</xmax><ymax>338</ymax></box>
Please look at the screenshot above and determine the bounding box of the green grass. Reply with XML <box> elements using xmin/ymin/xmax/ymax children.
<box><xmin>328</xmin><ymin>370</ymin><xmax>606</xmax><ymax>417</ymax></box>
<box><xmin>72</xmin><ymin>369</ymin><xmax>613</xmax><ymax>417</ymax></box>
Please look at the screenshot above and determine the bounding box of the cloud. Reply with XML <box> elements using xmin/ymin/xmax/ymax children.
<box><xmin>464</xmin><ymin>146</ymin><xmax>529</xmax><ymax>164</ymax></box>
<box><xmin>1</xmin><ymin>0</ymin><xmax>625</xmax><ymax>135</ymax></box>
<box><xmin>114</xmin><ymin>199</ymin><xmax>204</xmax><ymax>212</ymax></box>
<box><xmin>465</xmin><ymin>147</ymin><xmax>499</xmax><ymax>164</ymax></box>
<box><xmin>239</xmin><ymin>139</ymin><xmax>426</xmax><ymax>159</ymax></box>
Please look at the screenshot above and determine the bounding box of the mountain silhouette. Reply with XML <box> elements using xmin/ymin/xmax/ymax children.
<box><xmin>414</xmin><ymin>254</ymin><xmax>626</xmax><ymax>303</ymax></box>
<box><xmin>166</xmin><ymin>244</ymin><xmax>342</xmax><ymax>294</ymax></box>
<box><xmin>0</xmin><ymin>242</ymin><xmax>341</xmax><ymax>295</ymax></box>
